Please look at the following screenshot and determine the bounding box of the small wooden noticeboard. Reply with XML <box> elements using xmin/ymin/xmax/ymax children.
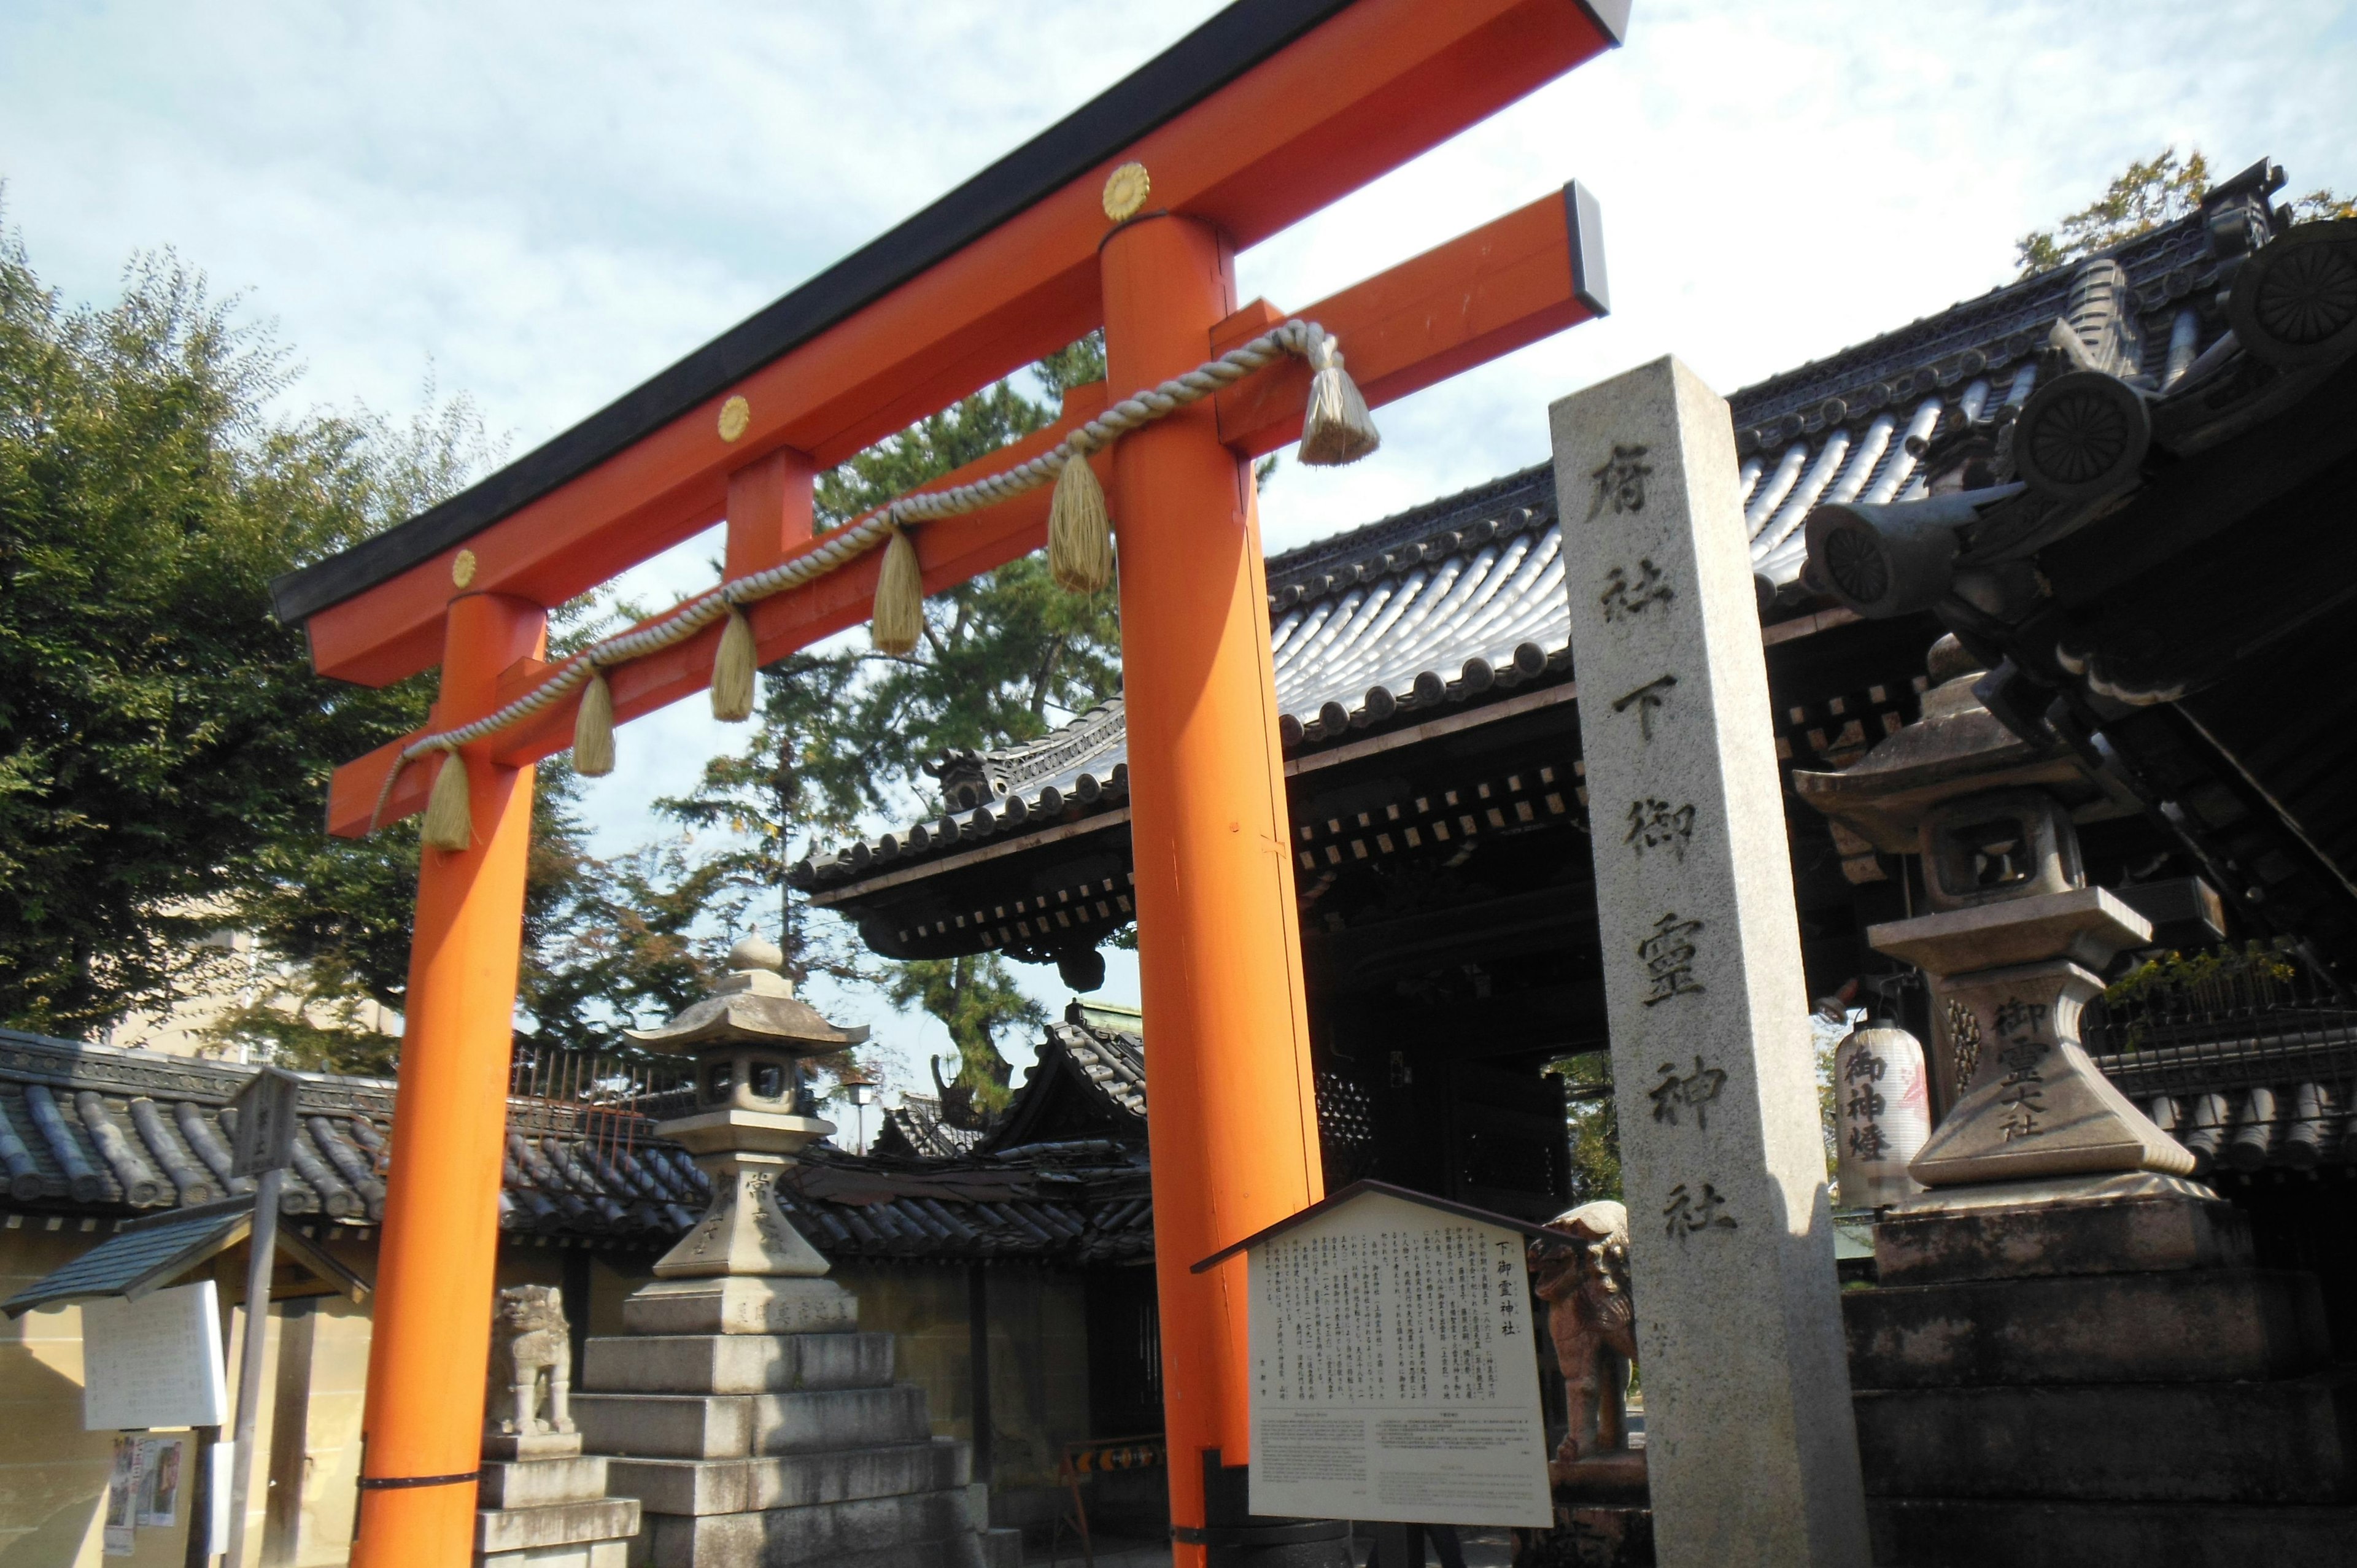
<box><xmin>1195</xmin><ymin>1181</ymin><xmax>1554</xmax><ymax>1528</ymax></box>
<box><xmin>81</xmin><ymin>1280</ymin><xmax>228</xmax><ymax>1432</ymax></box>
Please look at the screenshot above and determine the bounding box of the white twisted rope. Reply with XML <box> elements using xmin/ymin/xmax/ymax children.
<box><xmin>371</xmin><ymin>319</ymin><xmax>1337</xmax><ymax>829</ymax></box>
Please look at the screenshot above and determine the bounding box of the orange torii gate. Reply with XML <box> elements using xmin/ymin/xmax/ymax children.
<box><xmin>273</xmin><ymin>2</ymin><xmax>1624</xmax><ymax>1561</ymax></box>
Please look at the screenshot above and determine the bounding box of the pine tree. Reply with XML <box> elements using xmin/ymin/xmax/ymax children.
<box><xmin>661</xmin><ymin>334</ymin><xmax>1120</xmax><ymax>1110</ymax></box>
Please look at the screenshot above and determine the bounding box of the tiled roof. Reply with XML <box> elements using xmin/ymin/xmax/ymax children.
<box><xmin>0</xmin><ymin>1029</ymin><xmax>1155</xmax><ymax>1264</ymax></box>
<box><xmin>873</xmin><ymin>1094</ymin><xmax>985</xmax><ymax>1160</ymax></box>
<box><xmin>975</xmin><ymin>1013</ymin><xmax>1147</xmax><ymax>1156</ymax></box>
<box><xmin>794</xmin><ymin>174</ymin><xmax>2265</xmax><ymax>898</ymax></box>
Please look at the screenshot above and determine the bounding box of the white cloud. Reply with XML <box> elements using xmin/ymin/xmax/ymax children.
<box><xmin>7</xmin><ymin>0</ymin><xmax>2352</xmax><ymax>1090</ymax></box>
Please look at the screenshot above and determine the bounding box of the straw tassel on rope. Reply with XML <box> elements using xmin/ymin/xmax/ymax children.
<box><xmin>1297</xmin><ymin>326</ymin><xmax>1381</xmax><ymax>466</ymax></box>
<box><xmin>1047</xmin><ymin>444</ymin><xmax>1114</xmax><ymax>594</ymax></box>
<box><xmin>362</xmin><ymin>319</ymin><xmax>1375</xmax><ymax>836</ymax></box>
<box><xmin>420</xmin><ymin>746</ymin><xmax>473</xmax><ymax>852</ymax></box>
<box><xmin>711</xmin><ymin>604</ymin><xmax>757</xmax><ymax>722</ymax></box>
<box><xmin>871</xmin><ymin>525</ymin><xmax>924</xmax><ymax>655</ymax></box>
<box><xmin>572</xmin><ymin>667</ymin><xmax>616</xmax><ymax>777</ymax></box>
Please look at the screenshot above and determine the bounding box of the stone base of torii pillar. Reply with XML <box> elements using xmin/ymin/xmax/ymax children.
<box><xmin>569</xmin><ymin>941</ymin><xmax>1001</xmax><ymax>1568</ymax></box>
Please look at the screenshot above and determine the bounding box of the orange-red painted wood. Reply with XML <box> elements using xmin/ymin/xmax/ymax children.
<box><xmin>298</xmin><ymin>0</ymin><xmax>1614</xmax><ymax>687</ymax></box>
<box><xmin>1104</xmin><ymin>214</ymin><xmax>1326</xmax><ymax>1562</ymax></box>
<box><xmin>724</xmin><ymin>449</ymin><xmax>818</xmax><ymax>581</ymax></box>
<box><xmin>325</xmin><ymin>183</ymin><xmax>1592</xmax><ymax>835</ymax></box>
<box><xmin>349</xmin><ymin>593</ymin><xmax>544</xmax><ymax>1567</ymax></box>
<box><xmin>326</xmin><ymin>386</ymin><xmax>1111</xmax><ymax>837</ymax></box>
<box><xmin>1212</xmin><ymin>191</ymin><xmax>1592</xmax><ymax>455</ymax></box>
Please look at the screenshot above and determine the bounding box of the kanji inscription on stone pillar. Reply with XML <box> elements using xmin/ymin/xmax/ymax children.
<box><xmin>1549</xmin><ymin>356</ymin><xmax>1871</xmax><ymax>1568</ymax></box>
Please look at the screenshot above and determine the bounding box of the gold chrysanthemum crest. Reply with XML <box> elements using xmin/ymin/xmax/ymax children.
<box><xmin>1102</xmin><ymin>161</ymin><xmax>1150</xmax><ymax>223</ymax></box>
<box><xmin>718</xmin><ymin>395</ymin><xmax>751</xmax><ymax>442</ymax></box>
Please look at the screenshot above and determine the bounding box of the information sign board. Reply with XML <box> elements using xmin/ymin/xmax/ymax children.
<box><xmin>81</xmin><ymin>1281</ymin><xmax>228</xmax><ymax>1432</ymax></box>
<box><xmin>1244</xmin><ymin>1188</ymin><xmax>1550</xmax><ymax>1527</ymax></box>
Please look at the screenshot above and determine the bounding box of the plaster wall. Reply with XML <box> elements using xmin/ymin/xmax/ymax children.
<box><xmin>830</xmin><ymin>1261</ymin><xmax>1091</xmax><ymax>1494</ymax></box>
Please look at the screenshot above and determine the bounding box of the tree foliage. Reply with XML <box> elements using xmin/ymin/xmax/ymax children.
<box><xmin>886</xmin><ymin>956</ymin><xmax>1046</xmax><ymax>1117</ymax></box>
<box><xmin>0</xmin><ymin>228</ymin><xmax>444</xmax><ymax>1033</ymax></box>
<box><xmin>0</xmin><ymin>217</ymin><xmax>722</xmax><ymax>1064</ymax></box>
<box><xmin>2015</xmin><ymin>147</ymin><xmax>2214</xmax><ymax>277</ymax></box>
<box><xmin>2018</xmin><ymin>148</ymin><xmax>2357</xmax><ymax>278</ymax></box>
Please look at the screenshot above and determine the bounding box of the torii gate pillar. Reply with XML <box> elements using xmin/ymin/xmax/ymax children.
<box><xmin>1102</xmin><ymin>214</ymin><xmax>1328</xmax><ymax>1563</ymax></box>
<box><xmin>352</xmin><ymin>591</ymin><xmax>544</xmax><ymax>1561</ymax></box>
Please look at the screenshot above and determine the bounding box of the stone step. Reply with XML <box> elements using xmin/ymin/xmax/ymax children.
<box><xmin>1846</xmin><ymin>1267</ymin><xmax>2330</xmax><ymax>1388</ymax></box>
<box><xmin>575</xmin><ymin>1385</ymin><xmax>932</xmax><ymax>1460</ymax></box>
<box><xmin>480</xmin><ymin>1542</ymin><xmax>632</xmax><ymax>1568</ymax></box>
<box><xmin>583</xmin><ymin>1330</ymin><xmax>895</xmax><ymax>1394</ymax></box>
<box><xmin>473</xmin><ymin>1497</ymin><xmax>641</xmax><ymax>1555</ymax></box>
<box><xmin>980</xmin><ymin>1525</ymin><xmax>1024</xmax><ymax>1568</ymax></box>
<box><xmin>479</xmin><ymin>1456</ymin><xmax>613</xmax><ymax>1510</ymax></box>
<box><xmin>608</xmin><ymin>1436</ymin><xmax>967</xmax><ymax>1516</ymax></box>
<box><xmin>1856</xmin><ymin>1370</ymin><xmax>2357</xmax><ymax>1505</ymax></box>
<box><xmin>1868</xmin><ymin>1497</ymin><xmax>2357</xmax><ymax>1567</ymax></box>
<box><xmin>641</xmin><ymin>1486</ymin><xmax>980</xmax><ymax>1567</ymax></box>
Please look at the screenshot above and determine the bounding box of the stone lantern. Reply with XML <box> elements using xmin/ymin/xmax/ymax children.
<box><xmin>574</xmin><ymin>941</ymin><xmax>991</xmax><ymax>1564</ymax></box>
<box><xmin>1795</xmin><ymin>636</ymin><xmax>2193</xmax><ymax>1202</ymax></box>
<box><xmin>621</xmin><ymin>934</ymin><xmax>866</xmax><ymax>1328</ymax></box>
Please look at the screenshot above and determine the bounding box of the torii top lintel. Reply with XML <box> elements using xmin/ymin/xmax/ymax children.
<box><xmin>274</xmin><ymin>0</ymin><xmax>1625</xmax><ymax>689</ymax></box>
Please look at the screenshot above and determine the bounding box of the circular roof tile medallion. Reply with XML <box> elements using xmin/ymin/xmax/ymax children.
<box><xmin>2229</xmin><ymin>221</ymin><xmax>2357</xmax><ymax>369</ymax></box>
<box><xmin>2014</xmin><ymin>369</ymin><xmax>2152</xmax><ymax>503</ymax></box>
<box><xmin>1819</xmin><ymin>398</ymin><xmax>1848</xmax><ymax>426</ymax></box>
<box><xmin>1319</xmin><ymin>700</ymin><xmax>1352</xmax><ymax>734</ymax></box>
<box><xmin>1822</xmin><ymin>525</ymin><xmax>1891</xmax><ymax>609</ymax></box>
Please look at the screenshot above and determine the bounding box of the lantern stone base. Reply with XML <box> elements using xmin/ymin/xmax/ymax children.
<box><xmin>1867</xmin><ymin>1499</ymin><xmax>2357</xmax><ymax>1568</ymax></box>
<box><xmin>1848</xmin><ymin>1176</ymin><xmax>2354</xmax><ymax>1566</ymax></box>
<box><xmin>621</xmin><ymin>1275</ymin><xmax>857</xmax><ymax>1337</ymax></box>
<box><xmin>578</xmin><ymin>1294</ymin><xmax>982</xmax><ymax>1567</ymax></box>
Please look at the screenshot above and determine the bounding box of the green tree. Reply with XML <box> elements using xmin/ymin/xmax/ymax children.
<box><xmin>1552</xmin><ymin>1051</ymin><xmax>1621</xmax><ymax>1205</ymax></box>
<box><xmin>0</xmin><ymin>228</ymin><xmax>452</xmax><ymax>1033</ymax></box>
<box><xmin>2018</xmin><ymin>149</ymin><xmax>2356</xmax><ymax>278</ymax></box>
<box><xmin>886</xmin><ymin>956</ymin><xmax>1047</xmax><ymax>1118</ymax></box>
<box><xmin>663</xmin><ymin>334</ymin><xmax>1121</xmax><ymax>1111</ymax></box>
<box><xmin>0</xmin><ymin>215</ymin><xmax>726</xmax><ymax>1065</ymax></box>
<box><xmin>2016</xmin><ymin>147</ymin><xmax>2213</xmax><ymax>277</ymax></box>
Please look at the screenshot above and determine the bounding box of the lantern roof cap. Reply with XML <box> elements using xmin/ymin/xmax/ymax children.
<box><xmin>625</xmin><ymin>940</ymin><xmax>868</xmax><ymax>1055</ymax></box>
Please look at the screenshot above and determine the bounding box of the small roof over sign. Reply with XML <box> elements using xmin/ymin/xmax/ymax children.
<box><xmin>1190</xmin><ymin>1179</ymin><xmax>1562</xmax><ymax>1274</ymax></box>
<box><xmin>3</xmin><ymin>1195</ymin><xmax>371</xmax><ymax>1318</ymax></box>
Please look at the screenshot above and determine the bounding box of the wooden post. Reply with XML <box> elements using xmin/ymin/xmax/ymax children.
<box><xmin>725</xmin><ymin>449</ymin><xmax>818</xmax><ymax>580</ymax></box>
<box><xmin>1101</xmin><ymin>212</ymin><xmax>1328</xmax><ymax>1566</ymax></box>
<box><xmin>223</xmin><ymin>1164</ymin><xmax>282</xmax><ymax>1563</ymax></box>
<box><xmin>350</xmin><ymin>590</ymin><xmax>546</xmax><ymax>1567</ymax></box>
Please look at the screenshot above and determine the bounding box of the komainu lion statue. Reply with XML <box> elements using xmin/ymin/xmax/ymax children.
<box><xmin>1528</xmin><ymin>1200</ymin><xmax>1636</xmax><ymax>1463</ymax></box>
<box><xmin>491</xmin><ymin>1284</ymin><xmax>576</xmax><ymax>1437</ymax></box>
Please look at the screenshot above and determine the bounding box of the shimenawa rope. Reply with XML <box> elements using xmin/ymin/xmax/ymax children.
<box><xmin>379</xmin><ymin>319</ymin><xmax>1377</xmax><ymax>844</ymax></box>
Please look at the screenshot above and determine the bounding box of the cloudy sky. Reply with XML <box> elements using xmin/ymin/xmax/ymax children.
<box><xmin>6</xmin><ymin>0</ymin><xmax>2353</xmax><ymax>1096</ymax></box>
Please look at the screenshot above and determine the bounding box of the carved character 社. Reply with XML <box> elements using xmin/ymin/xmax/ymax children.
<box><xmin>1528</xmin><ymin>1200</ymin><xmax>1636</xmax><ymax>1463</ymax></box>
<box><xmin>491</xmin><ymin>1284</ymin><xmax>576</xmax><ymax>1437</ymax></box>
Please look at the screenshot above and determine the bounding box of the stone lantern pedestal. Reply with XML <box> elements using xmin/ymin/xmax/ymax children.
<box><xmin>570</xmin><ymin>940</ymin><xmax>988</xmax><ymax>1568</ymax></box>
<box><xmin>1797</xmin><ymin>641</ymin><xmax>2356</xmax><ymax>1565</ymax></box>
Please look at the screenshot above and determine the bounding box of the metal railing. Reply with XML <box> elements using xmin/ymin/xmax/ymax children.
<box><xmin>2084</xmin><ymin>941</ymin><xmax>2357</xmax><ymax>1172</ymax></box>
